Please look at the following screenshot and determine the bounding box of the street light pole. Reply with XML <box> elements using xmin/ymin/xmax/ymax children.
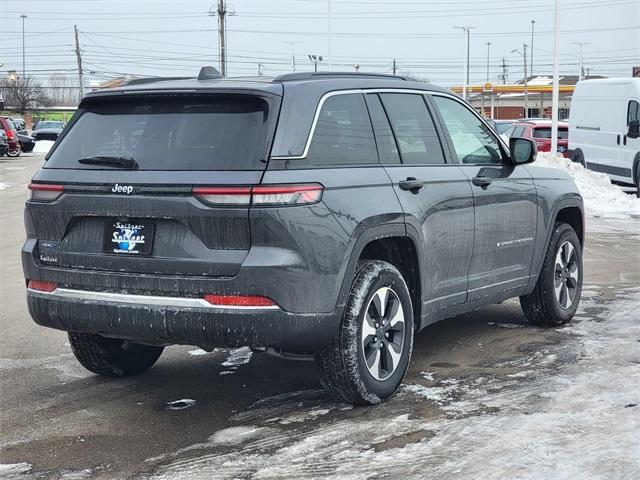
<box><xmin>530</xmin><ymin>20</ymin><xmax>535</xmax><ymax>79</ymax></box>
<box><xmin>571</xmin><ymin>42</ymin><xmax>591</xmax><ymax>80</ymax></box>
<box><xmin>511</xmin><ymin>45</ymin><xmax>528</xmax><ymax>117</ymax></box>
<box><xmin>454</xmin><ymin>26</ymin><xmax>476</xmax><ymax>100</ymax></box>
<box><xmin>20</xmin><ymin>14</ymin><xmax>27</xmax><ymax>79</ymax></box>
<box><xmin>486</xmin><ymin>42</ymin><xmax>491</xmax><ymax>82</ymax></box>
<box><xmin>327</xmin><ymin>0</ymin><xmax>332</xmax><ymax>69</ymax></box>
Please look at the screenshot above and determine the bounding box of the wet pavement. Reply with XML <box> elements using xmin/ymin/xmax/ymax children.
<box><xmin>1</xmin><ymin>154</ymin><xmax>638</xmax><ymax>479</ymax></box>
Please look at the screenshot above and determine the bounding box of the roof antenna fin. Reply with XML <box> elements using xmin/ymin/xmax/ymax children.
<box><xmin>198</xmin><ymin>66</ymin><xmax>222</xmax><ymax>80</ymax></box>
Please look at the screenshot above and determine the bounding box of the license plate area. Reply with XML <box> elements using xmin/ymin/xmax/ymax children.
<box><xmin>103</xmin><ymin>220</ymin><xmax>155</xmax><ymax>255</ymax></box>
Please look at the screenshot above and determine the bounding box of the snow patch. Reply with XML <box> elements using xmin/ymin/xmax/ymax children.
<box><xmin>487</xmin><ymin>322</ymin><xmax>526</xmax><ymax>329</ymax></box>
<box><xmin>33</xmin><ymin>140</ymin><xmax>54</xmax><ymax>154</ymax></box>
<box><xmin>0</xmin><ymin>463</ymin><xmax>32</xmax><ymax>477</ymax></box>
<box><xmin>188</xmin><ymin>349</ymin><xmax>211</xmax><ymax>356</ymax></box>
<box><xmin>0</xmin><ymin>183</ymin><xmax>11</xmax><ymax>191</ymax></box>
<box><xmin>164</xmin><ymin>399</ymin><xmax>196</xmax><ymax>410</ymax></box>
<box><xmin>209</xmin><ymin>426</ymin><xmax>270</xmax><ymax>446</ymax></box>
<box><xmin>534</xmin><ymin>152</ymin><xmax>640</xmax><ymax>219</ymax></box>
<box><xmin>221</xmin><ymin>347</ymin><xmax>252</xmax><ymax>368</ymax></box>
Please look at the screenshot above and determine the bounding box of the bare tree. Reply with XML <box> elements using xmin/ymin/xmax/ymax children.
<box><xmin>0</xmin><ymin>75</ymin><xmax>49</xmax><ymax>112</ymax></box>
<box><xmin>47</xmin><ymin>74</ymin><xmax>79</xmax><ymax>106</ymax></box>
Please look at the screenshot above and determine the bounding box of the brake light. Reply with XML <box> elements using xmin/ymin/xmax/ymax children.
<box><xmin>193</xmin><ymin>184</ymin><xmax>323</xmax><ymax>206</ymax></box>
<box><xmin>203</xmin><ymin>294</ymin><xmax>277</xmax><ymax>308</ymax></box>
<box><xmin>192</xmin><ymin>186</ymin><xmax>252</xmax><ymax>205</ymax></box>
<box><xmin>28</xmin><ymin>183</ymin><xmax>64</xmax><ymax>202</ymax></box>
<box><xmin>6</xmin><ymin>130</ymin><xmax>14</xmax><ymax>141</ymax></box>
<box><xmin>27</xmin><ymin>280</ymin><xmax>58</xmax><ymax>292</ymax></box>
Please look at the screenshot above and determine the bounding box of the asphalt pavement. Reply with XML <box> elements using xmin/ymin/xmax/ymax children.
<box><xmin>1</xmin><ymin>153</ymin><xmax>638</xmax><ymax>479</ymax></box>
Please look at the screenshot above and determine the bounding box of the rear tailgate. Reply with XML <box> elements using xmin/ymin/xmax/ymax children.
<box><xmin>26</xmin><ymin>91</ymin><xmax>280</xmax><ymax>279</ymax></box>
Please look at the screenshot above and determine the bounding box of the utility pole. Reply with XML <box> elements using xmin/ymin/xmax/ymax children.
<box><xmin>551</xmin><ymin>0</ymin><xmax>561</xmax><ymax>155</ymax></box>
<box><xmin>74</xmin><ymin>25</ymin><xmax>84</xmax><ymax>101</ymax></box>
<box><xmin>327</xmin><ymin>0</ymin><xmax>332</xmax><ymax>69</ymax></box>
<box><xmin>500</xmin><ymin>58</ymin><xmax>508</xmax><ymax>84</ymax></box>
<box><xmin>511</xmin><ymin>44</ymin><xmax>528</xmax><ymax>117</ymax></box>
<box><xmin>454</xmin><ymin>26</ymin><xmax>476</xmax><ymax>100</ymax></box>
<box><xmin>20</xmin><ymin>14</ymin><xmax>27</xmax><ymax>79</ymax></box>
<box><xmin>530</xmin><ymin>20</ymin><xmax>536</xmax><ymax>79</ymax></box>
<box><xmin>217</xmin><ymin>0</ymin><xmax>227</xmax><ymax>76</ymax></box>
<box><xmin>283</xmin><ymin>41</ymin><xmax>301</xmax><ymax>73</ymax></box>
<box><xmin>485</xmin><ymin>42</ymin><xmax>491</xmax><ymax>82</ymax></box>
<box><xmin>393</xmin><ymin>58</ymin><xmax>396</xmax><ymax>75</ymax></box>
<box><xmin>572</xmin><ymin>42</ymin><xmax>591</xmax><ymax>80</ymax></box>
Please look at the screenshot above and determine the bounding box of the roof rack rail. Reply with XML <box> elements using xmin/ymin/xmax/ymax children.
<box><xmin>273</xmin><ymin>71</ymin><xmax>415</xmax><ymax>82</ymax></box>
<box><xmin>124</xmin><ymin>76</ymin><xmax>192</xmax><ymax>86</ymax></box>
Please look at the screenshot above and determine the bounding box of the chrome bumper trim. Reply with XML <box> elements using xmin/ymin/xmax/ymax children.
<box><xmin>28</xmin><ymin>288</ymin><xmax>280</xmax><ymax>311</ymax></box>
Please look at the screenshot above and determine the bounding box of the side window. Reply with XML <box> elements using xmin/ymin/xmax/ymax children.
<box><xmin>307</xmin><ymin>93</ymin><xmax>377</xmax><ymax>166</ymax></box>
<box><xmin>379</xmin><ymin>93</ymin><xmax>445</xmax><ymax>165</ymax></box>
<box><xmin>628</xmin><ymin>100</ymin><xmax>639</xmax><ymax>125</ymax></box>
<box><xmin>365</xmin><ymin>94</ymin><xmax>400</xmax><ymax>164</ymax></box>
<box><xmin>511</xmin><ymin>126</ymin><xmax>525</xmax><ymax>138</ymax></box>
<box><xmin>432</xmin><ymin>95</ymin><xmax>504</xmax><ymax>165</ymax></box>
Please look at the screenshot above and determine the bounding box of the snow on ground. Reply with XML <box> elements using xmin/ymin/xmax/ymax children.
<box><xmin>164</xmin><ymin>399</ymin><xmax>197</xmax><ymax>411</ymax></box>
<box><xmin>148</xmin><ymin>287</ymin><xmax>640</xmax><ymax>479</ymax></box>
<box><xmin>0</xmin><ymin>182</ymin><xmax>11</xmax><ymax>191</ymax></box>
<box><xmin>32</xmin><ymin>140</ymin><xmax>54</xmax><ymax>154</ymax></box>
<box><xmin>0</xmin><ymin>463</ymin><xmax>32</xmax><ymax>479</ymax></box>
<box><xmin>535</xmin><ymin>152</ymin><xmax>640</xmax><ymax>219</ymax></box>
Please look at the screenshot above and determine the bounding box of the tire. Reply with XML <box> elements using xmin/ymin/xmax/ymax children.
<box><xmin>573</xmin><ymin>149</ymin><xmax>585</xmax><ymax>167</ymax></box>
<box><xmin>7</xmin><ymin>149</ymin><xmax>20</xmax><ymax>157</ymax></box>
<box><xmin>520</xmin><ymin>222</ymin><xmax>583</xmax><ymax>327</ymax></box>
<box><xmin>68</xmin><ymin>332</ymin><xmax>164</xmax><ymax>377</ymax></box>
<box><xmin>315</xmin><ymin>260</ymin><xmax>414</xmax><ymax>405</ymax></box>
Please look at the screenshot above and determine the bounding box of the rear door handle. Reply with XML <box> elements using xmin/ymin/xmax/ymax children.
<box><xmin>624</xmin><ymin>135</ymin><xmax>627</xmax><ymax>146</ymax></box>
<box><xmin>472</xmin><ymin>176</ymin><xmax>492</xmax><ymax>188</ymax></box>
<box><xmin>617</xmin><ymin>134</ymin><xmax>621</xmax><ymax>145</ymax></box>
<box><xmin>398</xmin><ymin>177</ymin><xmax>425</xmax><ymax>192</ymax></box>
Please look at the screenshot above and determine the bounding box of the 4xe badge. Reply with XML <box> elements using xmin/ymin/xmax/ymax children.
<box><xmin>112</xmin><ymin>183</ymin><xmax>134</xmax><ymax>194</ymax></box>
<box><xmin>103</xmin><ymin>221</ymin><xmax>155</xmax><ymax>255</ymax></box>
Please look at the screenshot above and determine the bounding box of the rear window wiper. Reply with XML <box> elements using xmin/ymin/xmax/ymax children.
<box><xmin>78</xmin><ymin>156</ymin><xmax>139</xmax><ymax>170</ymax></box>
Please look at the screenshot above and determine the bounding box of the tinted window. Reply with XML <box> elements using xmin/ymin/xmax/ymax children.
<box><xmin>307</xmin><ymin>93</ymin><xmax>377</xmax><ymax>166</ymax></box>
<box><xmin>532</xmin><ymin>127</ymin><xmax>568</xmax><ymax>139</ymax></box>
<box><xmin>433</xmin><ymin>96</ymin><xmax>503</xmax><ymax>165</ymax></box>
<box><xmin>366</xmin><ymin>94</ymin><xmax>400</xmax><ymax>164</ymax></box>
<box><xmin>379</xmin><ymin>93</ymin><xmax>445</xmax><ymax>165</ymax></box>
<box><xmin>46</xmin><ymin>95</ymin><xmax>272</xmax><ymax>171</ymax></box>
<box><xmin>628</xmin><ymin>100</ymin><xmax>639</xmax><ymax>125</ymax></box>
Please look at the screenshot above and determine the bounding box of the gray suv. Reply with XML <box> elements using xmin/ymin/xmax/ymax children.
<box><xmin>23</xmin><ymin>69</ymin><xmax>584</xmax><ymax>404</ymax></box>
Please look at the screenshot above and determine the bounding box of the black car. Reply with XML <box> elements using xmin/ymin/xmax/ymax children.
<box><xmin>0</xmin><ymin>130</ymin><xmax>8</xmax><ymax>156</ymax></box>
<box><xmin>23</xmin><ymin>68</ymin><xmax>584</xmax><ymax>404</ymax></box>
<box><xmin>33</xmin><ymin>120</ymin><xmax>65</xmax><ymax>141</ymax></box>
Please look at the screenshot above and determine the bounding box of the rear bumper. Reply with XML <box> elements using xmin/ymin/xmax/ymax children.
<box><xmin>27</xmin><ymin>288</ymin><xmax>342</xmax><ymax>350</ymax></box>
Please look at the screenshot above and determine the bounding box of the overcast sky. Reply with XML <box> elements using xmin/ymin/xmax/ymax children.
<box><xmin>1</xmin><ymin>0</ymin><xmax>638</xmax><ymax>87</ymax></box>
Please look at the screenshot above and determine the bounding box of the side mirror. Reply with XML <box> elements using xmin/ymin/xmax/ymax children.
<box><xmin>509</xmin><ymin>137</ymin><xmax>537</xmax><ymax>164</ymax></box>
<box><xmin>628</xmin><ymin>119</ymin><xmax>640</xmax><ymax>139</ymax></box>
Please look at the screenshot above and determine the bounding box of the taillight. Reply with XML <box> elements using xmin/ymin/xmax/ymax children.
<box><xmin>27</xmin><ymin>280</ymin><xmax>58</xmax><ymax>292</ymax></box>
<box><xmin>6</xmin><ymin>130</ymin><xmax>14</xmax><ymax>141</ymax></box>
<box><xmin>192</xmin><ymin>186</ymin><xmax>252</xmax><ymax>206</ymax></box>
<box><xmin>28</xmin><ymin>183</ymin><xmax>64</xmax><ymax>202</ymax></box>
<box><xmin>203</xmin><ymin>294</ymin><xmax>277</xmax><ymax>308</ymax></box>
<box><xmin>193</xmin><ymin>183</ymin><xmax>323</xmax><ymax>206</ymax></box>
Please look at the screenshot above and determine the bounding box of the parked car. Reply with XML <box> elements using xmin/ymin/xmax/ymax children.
<box><xmin>9</xmin><ymin>117</ymin><xmax>27</xmax><ymax>133</ymax></box>
<box><xmin>0</xmin><ymin>117</ymin><xmax>21</xmax><ymax>157</ymax></box>
<box><xmin>492</xmin><ymin>119</ymin><xmax>518</xmax><ymax>136</ymax></box>
<box><xmin>23</xmin><ymin>68</ymin><xmax>584</xmax><ymax>405</ymax></box>
<box><xmin>18</xmin><ymin>133</ymin><xmax>35</xmax><ymax>153</ymax></box>
<box><xmin>569</xmin><ymin>78</ymin><xmax>640</xmax><ymax>197</ymax></box>
<box><xmin>33</xmin><ymin>120</ymin><xmax>65</xmax><ymax>141</ymax></box>
<box><xmin>505</xmin><ymin>120</ymin><xmax>569</xmax><ymax>156</ymax></box>
<box><xmin>0</xmin><ymin>130</ymin><xmax>8</xmax><ymax>156</ymax></box>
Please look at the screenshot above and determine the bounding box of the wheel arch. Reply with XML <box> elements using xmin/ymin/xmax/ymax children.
<box><xmin>335</xmin><ymin>224</ymin><xmax>422</xmax><ymax>329</ymax></box>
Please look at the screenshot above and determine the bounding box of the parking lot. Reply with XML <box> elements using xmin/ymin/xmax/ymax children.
<box><xmin>1</xmin><ymin>153</ymin><xmax>639</xmax><ymax>479</ymax></box>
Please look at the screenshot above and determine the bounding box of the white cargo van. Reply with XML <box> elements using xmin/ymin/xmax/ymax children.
<box><xmin>569</xmin><ymin>78</ymin><xmax>640</xmax><ymax>196</ymax></box>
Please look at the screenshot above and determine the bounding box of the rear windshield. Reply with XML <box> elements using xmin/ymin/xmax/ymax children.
<box><xmin>532</xmin><ymin>127</ymin><xmax>568</xmax><ymax>139</ymax></box>
<box><xmin>45</xmin><ymin>95</ymin><xmax>272</xmax><ymax>170</ymax></box>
